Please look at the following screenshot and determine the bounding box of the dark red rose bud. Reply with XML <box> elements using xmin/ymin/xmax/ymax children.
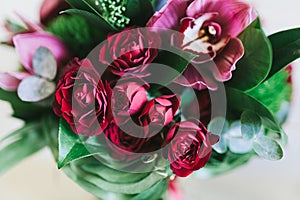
<box><xmin>40</xmin><ymin>0</ymin><xmax>71</xmax><ymax>25</ymax></box>
<box><xmin>53</xmin><ymin>58</ymin><xmax>111</xmax><ymax>136</ymax></box>
<box><xmin>165</xmin><ymin>119</ymin><xmax>219</xmax><ymax>177</ymax></box>
<box><xmin>99</xmin><ymin>27</ymin><xmax>161</xmax><ymax>77</ymax></box>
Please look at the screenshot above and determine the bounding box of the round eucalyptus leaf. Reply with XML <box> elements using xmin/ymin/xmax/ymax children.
<box><xmin>253</xmin><ymin>135</ymin><xmax>283</xmax><ymax>160</ymax></box>
<box><xmin>241</xmin><ymin>110</ymin><xmax>262</xmax><ymax>140</ymax></box>
<box><xmin>17</xmin><ymin>76</ymin><xmax>56</xmax><ymax>102</ymax></box>
<box><xmin>228</xmin><ymin>137</ymin><xmax>253</xmax><ymax>154</ymax></box>
<box><xmin>33</xmin><ymin>47</ymin><xmax>57</xmax><ymax>80</ymax></box>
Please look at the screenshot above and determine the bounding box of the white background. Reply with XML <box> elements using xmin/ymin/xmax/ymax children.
<box><xmin>0</xmin><ymin>0</ymin><xmax>300</xmax><ymax>199</ymax></box>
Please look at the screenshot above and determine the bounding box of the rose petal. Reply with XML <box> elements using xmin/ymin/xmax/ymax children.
<box><xmin>213</xmin><ymin>38</ymin><xmax>244</xmax><ymax>81</ymax></box>
<box><xmin>147</xmin><ymin>0</ymin><xmax>188</xmax><ymax>29</ymax></box>
<box><xmin>13</xmin><ymin>32</ymin><xmax>69</xmax><ymax>71</ymax></box>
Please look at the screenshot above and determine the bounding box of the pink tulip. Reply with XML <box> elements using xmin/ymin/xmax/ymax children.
<box><xmin>0</xmin><ymin>32</ymin><xmax>69</xmax><ymax>91</ymax></box>
<box><xmin>147</xmin><ymin>0</ymin><xmax>255</xmax><ymax>90</ymax></box>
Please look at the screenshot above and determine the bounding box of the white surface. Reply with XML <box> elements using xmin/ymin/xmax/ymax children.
<box><xmin>0</xmin><ymin>0</ymin><xmax>300</xmax><ymax>199</ymax></box>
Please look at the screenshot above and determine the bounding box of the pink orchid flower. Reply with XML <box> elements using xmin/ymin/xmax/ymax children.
<box><xmin>0</xmin><ymin>32</ymin><xmax>69</xmax><ymax>91</ymax></box>
<box><xmin>147</xmin><ymin>0</ymin><xmax>255</xmax><ymax>90</ymax></box>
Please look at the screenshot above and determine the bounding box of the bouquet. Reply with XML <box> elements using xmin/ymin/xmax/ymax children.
<box><xmin>0</xmin><ymin>0</ymin><xmax>298</xmax><ymax>199</ymax></box>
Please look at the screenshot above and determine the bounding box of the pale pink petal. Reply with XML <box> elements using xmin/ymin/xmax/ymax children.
<box><xmin>13</xmin><ymin>32</ymin><xmax>70</xmax><ymax>71</ymax></box>
<box><xmin>0</xmin><ymin>72</ymin><xmax>30</xmax><ymax>91</ymax></box>
<box><xmin>147</xmin><ymin>0</ymin><xmax>188</xmax><ymax>29</ymax></box>
<box><xmin>213</xmin><ymin>38</ymin><xmax>244</xmax><ymax>81</ymax></box>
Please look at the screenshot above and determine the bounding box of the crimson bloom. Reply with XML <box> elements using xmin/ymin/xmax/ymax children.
<box><xmin>53</xmin><ymin>58</ymin><xmax>111</xmax><ymax>136</ymax></box>
<box><xmin>165</xmin><ymin>119</ymin><xmax>219</xmax><ymax>177</ymax></box>
<box><xmin>111</xmin><ymin>80</ymin><xmax>148</xmax><ymax>125</ymax></box>
<box><xmin>147</xmin><ymin>0</ymin><xmax>255</xmax><ymax>90</ymax></box>
<box><xmin>99</xmin><ymin>28</ymin><xmax>161</xmax><ymax>77</ymax></box>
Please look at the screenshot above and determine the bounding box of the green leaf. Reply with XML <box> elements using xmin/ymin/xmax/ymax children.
<box><xmin>61</xmin><ymin>9</ymin><xmax>116</xmax><ymax>33</ymax></box>
<box><xmin>46</xmin><ymin>14</ymin><xmax>108</xmax><ymax>59</ymax></box>
<box><xmin>226</xmin><ymin>18</ymin><xmax>272</xmax><ymax>91</ymax></box>
<box><xmin>70</xmin><ymin>162</ymin><xmax>166</xmax><ymax>195</ymax></box>
<box><xmin>247</xmin><ymin>70</ymin><xmax>292</xmax><ymax>123</ymax></box>
<box><xmin>80</xmin><ymin>160</ymin><xmax>150</xmax><ymax>184</ymax></box>
<box><xmin>241</xmin><ymin>110</ymin><xmax>262</xmax><ymax>140</ymax></box>
<box><xmin>63</xmin><ymin>158</ymin><xmax>168</xmax><ymax>199</ymax></box>
<box><xmin>125</xmin><ymin>0</ymin><xmax>154</xmax><ymax>26</ymax></box>
<box><xmin>4</xmin><ymin>19</ymin><xmax>26</xmax><ymax>33</ymax></box>
<box><xmin>0</xmin><ymin>122</ymin><xmax>46</xmax><ymax>175</ymax></box>
<box><xmin>131</xmin><ymin>179</ymin><xmax>168</xmax><ymax>200</ymax></box>
<box><xmin>146</xmin><ymin>48</ymin><xmax>197</xmax><ymax>91</ymax></box>
<box><xmin>253</xmin><ymin>135</ymin><xmax>283</xmax><ymax>160</ymax></box>
<box><xmin>0</xmin><ymin>89</ymin><xmax>48</xmax><ymax>121</ymax></box>
<box><xmin>266</xmin><ymin>28</ymin><xmax>300</xmax><ymax>79</ymax></box>
<box><xmin>226</xmin><ymin>87</ymin><xmax>282</xmax><ymax>134</ymax></box>
<box><xmin>58</xmin><ymin>119</ymin><xmax>94</xmax><ymax>168</ymax></box>
<box><xmin>41</xmin><ymin>114</ymin><xmax>59</xmax><ymax>160</ymax></box>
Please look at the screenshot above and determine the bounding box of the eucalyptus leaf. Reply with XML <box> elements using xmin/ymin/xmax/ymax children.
<box><xmin>0</xmin><ymin>122</ymin><xmax>46</xmax><ymax>175</ymax></box>
<box><xmin>241</xmin><ymin>110</ymin><xmax>262</xmax><ymax>140</ymax></box>
<box><xmin>17</xmin><ymin>76</ymin><xmax>56</xmax><ymax>102</ymax></box>
<box><xmin>266</xmin><ymin>28</ymin><xmax>300</xmax><ymax>80</ymax></box>
<box><xmin>33</xmin><ymin>47</ymin><xmax>57</xmax><ymax>80</ymax></box>
<box><xmin>226</xmin><ymin>18</ymin><xmax>272</xmax><ymax>91</ymax></box>
<box><xmin>228</xmin><ymin>137</ymin><xmax>253</xmax><ymax>154</ymax></box>
<box><xmin>253</xmin><ymin>135</ymin><xmax>283</xmax><ymax>160</ymax></box>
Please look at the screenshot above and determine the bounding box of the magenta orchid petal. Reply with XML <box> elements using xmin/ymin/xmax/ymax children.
<box><xmin>174</xmin><ymin>64</ymin><xmax>218</xmax><ymax>91</ymax></box>
<box><xmin>0</xmin><ymin>72</ymin><xmax>30</xmax><ymax>91</ymax></box>
<box><xmin>213</xmin><ymin>38</ymin><xmax>244</xmax><ymax>81</ymax></box>
<box><xmin>187</xmin><ymin>0</ymin><xmax>254</xmax><ymax>37</ymax></box>
<box><xmin>13</xmin><ymin>32</ymin><xmax>70</xmax><ymax>71</ymax></box>
<box><xmin>147</xmin><ymin>0</ymin><xmax>188</xmax><ymax>29</ymax></box>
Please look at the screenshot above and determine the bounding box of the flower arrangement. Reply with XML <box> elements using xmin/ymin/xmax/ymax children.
<box><xmin>0</xmin><ymin>0</ymin><xmax>298</xmax><ymax>199</ymax></box>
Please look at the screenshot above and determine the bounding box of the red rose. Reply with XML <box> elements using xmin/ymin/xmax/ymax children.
<box><xmin>166</xmin><ymin>119</ymin><xmax>219</xmax><ymax>177</ymax></box>
<box><xmin>139</xmin><ymin>95</ymin><xmax>180</xmax><ymax>137</ymax></box>
<box><xmin>104</xmin><ymin>123</ymin><xmax>147</xmax><ymax>161</ymax></box>
<box><xmin>99</xmin><ymin>28</ymin><xmax>161</xmax><ymax>77</ymax></box>
<box><xmin>40</xmin><ymin>0</ymin><xmax>71</xmax><ymax>25</ymax></box>
<box><xmin>53</xmin><ymin>58</ymin><xmax>111</xmax><ymax>135</ymax></box>
<box><xmin>111</xmin><ymin>80</ymin><xmax>148</xmax><ymax>125</ymax></box>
